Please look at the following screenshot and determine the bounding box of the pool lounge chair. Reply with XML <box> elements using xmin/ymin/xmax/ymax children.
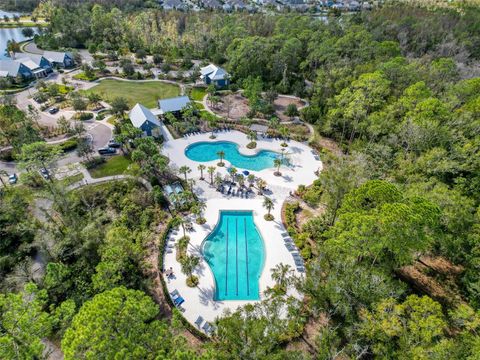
<box><xmin>170</xmin><ymin>289</ymin><xmax>180</xmax><ymax>299</ymax></box>
<box><xmin>174</xmin><ymin>296</ymin><xmax>185</xmax><ymax>306</ymax></box>
<box><xmin>227</xmin><ymin>186</ymin><xmax>232</xmax><ymax>195</ymax></box>
<box><xmin>202</xmin><ymin>322</ymin><xmax>213</xmax><ymax>335</ymax></box>
<box><xmin>285</xmin><ymin>243</ymin><xmax>296</xmax><ymax>251</ymax></box>
<box><xmin>297</xmin><ymin>266</ymin><xmax>305</xmax><ymax>273</ymax></box>
<box><xmin>194</xmin><ymin>316</ymin><xmax>204</xmax><ymax>328</ymax></box>
<box><xmin>281</xmin><ymin>232</ymin><xmax>289</xmax><ymax>237</ymax></box>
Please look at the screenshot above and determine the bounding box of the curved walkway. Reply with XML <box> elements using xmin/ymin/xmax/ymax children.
<box><xmin>67</xmin><ymin>168</ymin><xmax>152</xmax><ymax>191</ymax></box>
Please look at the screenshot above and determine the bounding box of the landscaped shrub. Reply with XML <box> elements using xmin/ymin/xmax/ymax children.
<box><xmin>78</xmin><ymin>112</ymin><xmax>94</xmax><ymax>121</ymax></box>
<box><xmin>0</xmin><ymin>148</ymin><xmax>14</xmax><ymax>162</ymax></box>
<box><xmin>285</xmin><ymin>202</ymin><xmax>300</xmax><ymax>229</ymax></box>
<box><xmin>73</xmin><ymin>72</ymin><xmax>98</xmax><ymax>81</ymax></box>
<box><xmin>19</xmin><ymin>171</ymin><xmax>44</xmax><ymax>188</ymax></box>
<box><xmin>58</xmin><ymin>138</ymin><xmax>78</xmax><ymax>152</ymax></box>
<box><xmin>83</xmin><ymin>156</ymin><xmax>106</xmax><ymax>169</ymax></box>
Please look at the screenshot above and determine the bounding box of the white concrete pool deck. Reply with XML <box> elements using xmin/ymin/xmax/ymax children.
<box><xmin>161</xmin><ymin>131</ymin><xmax>322</xmax><ymax>331</ymax></box>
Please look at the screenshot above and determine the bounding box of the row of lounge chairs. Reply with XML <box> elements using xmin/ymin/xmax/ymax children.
<box><xmin>194</xmin><ymin>316</ymin><xmax>215</xmax><ymax>335</ymax></box>
<box><xmin>218</xmin><ymin>184</ymin><xmax>253</xmax><ymax>198</ymax></box>
<box><xmin>260</xmin><ymin>133</ymin><xmax>290</xmax><ymax>141</ymax></box>
<box><xmin>165</xmin><ymin>228</ymin><xmax>180</xmax><ymax>254</ymax></box>
<box><xmin>183</xmin><ymin>127</ymin><xmax>233</xmax><ymax>138</ymax></box>
<box><xmin>283</xmin><ymin>233</ymin><xmax>305</xmax><ymax>273</ymax></box>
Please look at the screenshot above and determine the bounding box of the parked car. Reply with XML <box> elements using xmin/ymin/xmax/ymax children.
<box><xmin>98</xmin><ymin>147</ymin><xmax>116</xmax><ymax>155</ymax></box>
<box><xmin>40</xmin><ymin>168</ymin><xmax>50</xmax><ymax>179</ymax></box>
<box><xmin>8</xmin><ymin>173</ymin><xmax>17</xmax><ymax>184</ymax></box>
<box><xmin>48</xmin><ymin>107</ymin><xmax>59</xmax><ymax>115</ymax></box>
<box><xmin>108</xmin><ymin>139</ymin><xmax>121</xmax><ymax>148</ymax></box>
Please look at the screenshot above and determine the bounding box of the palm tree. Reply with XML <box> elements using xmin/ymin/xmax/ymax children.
<box><xmin>263</xmin><ymin>196</ymin><xmax>274</xmax><ymax>220</ymax></box>
<box><xmin>180</xmin><ymin>255</ymin><xmax>200</xmax><ymax>286</ymax></box>
<box><xmin>214</xmin><ymin>173</ymin><xmax>223</xmax><ymax>189</ymax></box>
<box><xmin>247</xmin><ymin>131</ymin><xmax>257</xmax><ymax>145</ymax></box>
<box><xmin>269</xmin><ymin>116</ymin><xmax>280</xmax><ymax>130</ymax></box>
<box><xmin>271</xmin><ymin>263</ymin><xmax>293</xmax><ymax>293</ymax></box>
<box><xmin>229</xmin><ymin>167</ymin><xmax>238</xmax><ymax>183</ymax></box>
<box><xmin>274</xmin><ymin>158</ymin><xmax>282</xmax><ymax>176</ymax></box>
<box><xmin>217</xmin><ymin>150</ymin><xmax>225</xmax><ymax>167</ymax></box>
<box><xmin>237</xmin><ymin>174</ymin><xmax>245</xmax><ymax>188</ymax></box>
<box><xmin>256</xmin><ymin>178</ymin><xmax>267</xmax><ymax>194</ymax></box>
<box><xmin>179</xmin><ymin>165</ymin><xmax>192</xmax><ymax>182</ymax></box>
<box><xmin>198</xmin><ymin>164</ymin><xmax>206</xmax><ymax>180</ymax></box>
<box><xmin>279</xmin><ymin>126</ymin><xmax>289</xmax><ymax>146</ymax></box>
<box><xmin>178</xmin><ymin>217</ymin><xmax>193</xmax><ymax>238</ymax></box>
<box><xmin>247</xmin><ymin>174</ymin><xmax>256</xmax><ymax>187</ymax></box>
<box><xmin>195</xmin><ymin>200</ymin><xmax>207</xmax><ymax>223</ymax></box>
<box><xmin>188</xmin><ymin>178</ymin><xmax>196</xmax><ymax>190</ymax></box>
<box><xmin>207</xmin><ymin>166</ymin><xmax>216</xmax><ymax>185</ymax></box>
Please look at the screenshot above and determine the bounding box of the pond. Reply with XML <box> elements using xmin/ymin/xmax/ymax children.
<box><xmin>0</xmin><ymin>27</ymin><xmax>38</xmax><ymax>59</ymax></box>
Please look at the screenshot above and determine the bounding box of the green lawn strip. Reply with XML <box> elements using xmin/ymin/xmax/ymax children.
<box><xmin>190</xmin><ymin>87</ymin><xmax>207</xmax><ymax>101</ymax></box>
<box><xmin>60</xmin><ymin>173</ymin><xmax>84</xmax><ymax>187</ymax></box>
<box><xmin>194</xmin><ymin>101</ymin><xmax>205</xmax><ymax>110</ymax></box>
<box><xmin>85</xmin><ymin>80</ymin><xmax>180</xmax><ymax>108</ymax></box>
<box><xmin>89</xmin><ymin>155</ymin><xmax>132</xmax><ymax>178</ymax></box>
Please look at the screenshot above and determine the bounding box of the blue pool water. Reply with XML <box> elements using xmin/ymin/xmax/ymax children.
<box><xmin>202</xmin><ymin>211</ymin><xmax>265</xmax><ymax>301</ymax></box>
<box><xmin>185</xmin><ymin>141</ymin><xmax>281</xmax><ymax>171</ymax></box>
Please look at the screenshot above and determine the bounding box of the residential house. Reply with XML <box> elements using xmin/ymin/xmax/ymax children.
<box><xmin>162</xmin><ymin>0</ymin><xmax>189</xmax><ymax>10</ymax></box>
<box><xmin>43</xmin><ymin>51</ymin><xmax>75</xmax><ymax>68</ymax></box>
<box><xmin>158</xmin><ymin>96</ymin><xmax>192</xmax><ymax>116</ymax></box>
<box><xmin>0</xmin><ymin>59</ymin><xmax>33</xmax><ymax>80</ymax></box>
<box><xmin>200</xmin><ymin>64</ymin><xmax>230</xmax><ymax>87</ymax></box>
<box><xmin>129</xmin><ymin>103</ymin><xmax>164</xmax><ymax>138</ymax></box>
<box><xmin>202</xmin><ymin>0</ymin><xmax>222</xmax><ymax>9</ymax></box>
<box><xmin>14</xmin><ymin>53</ymin><xmax>53</xmax><ymax>78</ymax></box>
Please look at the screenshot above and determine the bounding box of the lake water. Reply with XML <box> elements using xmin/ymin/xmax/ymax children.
<box><xmin>0</xmin><ymin>27</ymin><xmax>38</xmax><ymax>59</ymax></box>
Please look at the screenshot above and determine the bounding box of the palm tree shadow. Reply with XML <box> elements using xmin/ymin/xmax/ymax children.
<box><xmin>198</xmin><ymin>286</ymin><xmax>222</xmax><ymax>309</ymax></box>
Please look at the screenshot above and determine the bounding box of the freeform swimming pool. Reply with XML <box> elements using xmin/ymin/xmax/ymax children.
<box><xmin>202</xmin><ymin>210</ymin><xmax>265</xmax><ymax>301</ymax></box>
<box><xmin>185</xmin><ymin>141</ymin><xmax>281</xmax><ymax>171</ymax></box>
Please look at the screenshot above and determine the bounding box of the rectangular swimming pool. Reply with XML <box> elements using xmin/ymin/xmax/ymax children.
<box><xmin>202</xmin><ymin>210</ymin><xmax>265</xmax><ymax>301</ymax></box>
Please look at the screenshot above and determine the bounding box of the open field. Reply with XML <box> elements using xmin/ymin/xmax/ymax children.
<box><xmin>85</xmin><ymin>80</ymin><xmax>180</xmax><ymax>108</ymax></box>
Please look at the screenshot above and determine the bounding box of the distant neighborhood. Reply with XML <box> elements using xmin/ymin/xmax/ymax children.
<box><xmin>160</xmin><ymin>0</ymin><xmax>375</xmax><ymax>12</ymax></box>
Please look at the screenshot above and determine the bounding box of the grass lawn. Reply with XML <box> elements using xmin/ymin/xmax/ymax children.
<box><xmin>195</xmin><ymin>102</ymin><xmax>205</xmax><ymax>110</ymax></box>
<box><xmin>85</xmin><ymin>80</ymin><xmax>180</xmax><ymax>108</ymax></box>
<box><xmin>190</xmin><ymin>87</ymin><xmax>207</xmax><ymax>101</ymax></box>
<box><xmin>89</xmin><ymin>155</ymin><xmax>132</xmax><ymax>178</ymax></box>
<box><xmin>60</xmin><ymin>173</ymin><xmax>84</xmax><ymax>187</ymax></box>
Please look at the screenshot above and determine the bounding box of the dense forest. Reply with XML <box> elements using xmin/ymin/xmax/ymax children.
<box><xmin>1</xmin><ymin>1</ymin><xmax>480</xmax><ymax>359</ymax></box>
